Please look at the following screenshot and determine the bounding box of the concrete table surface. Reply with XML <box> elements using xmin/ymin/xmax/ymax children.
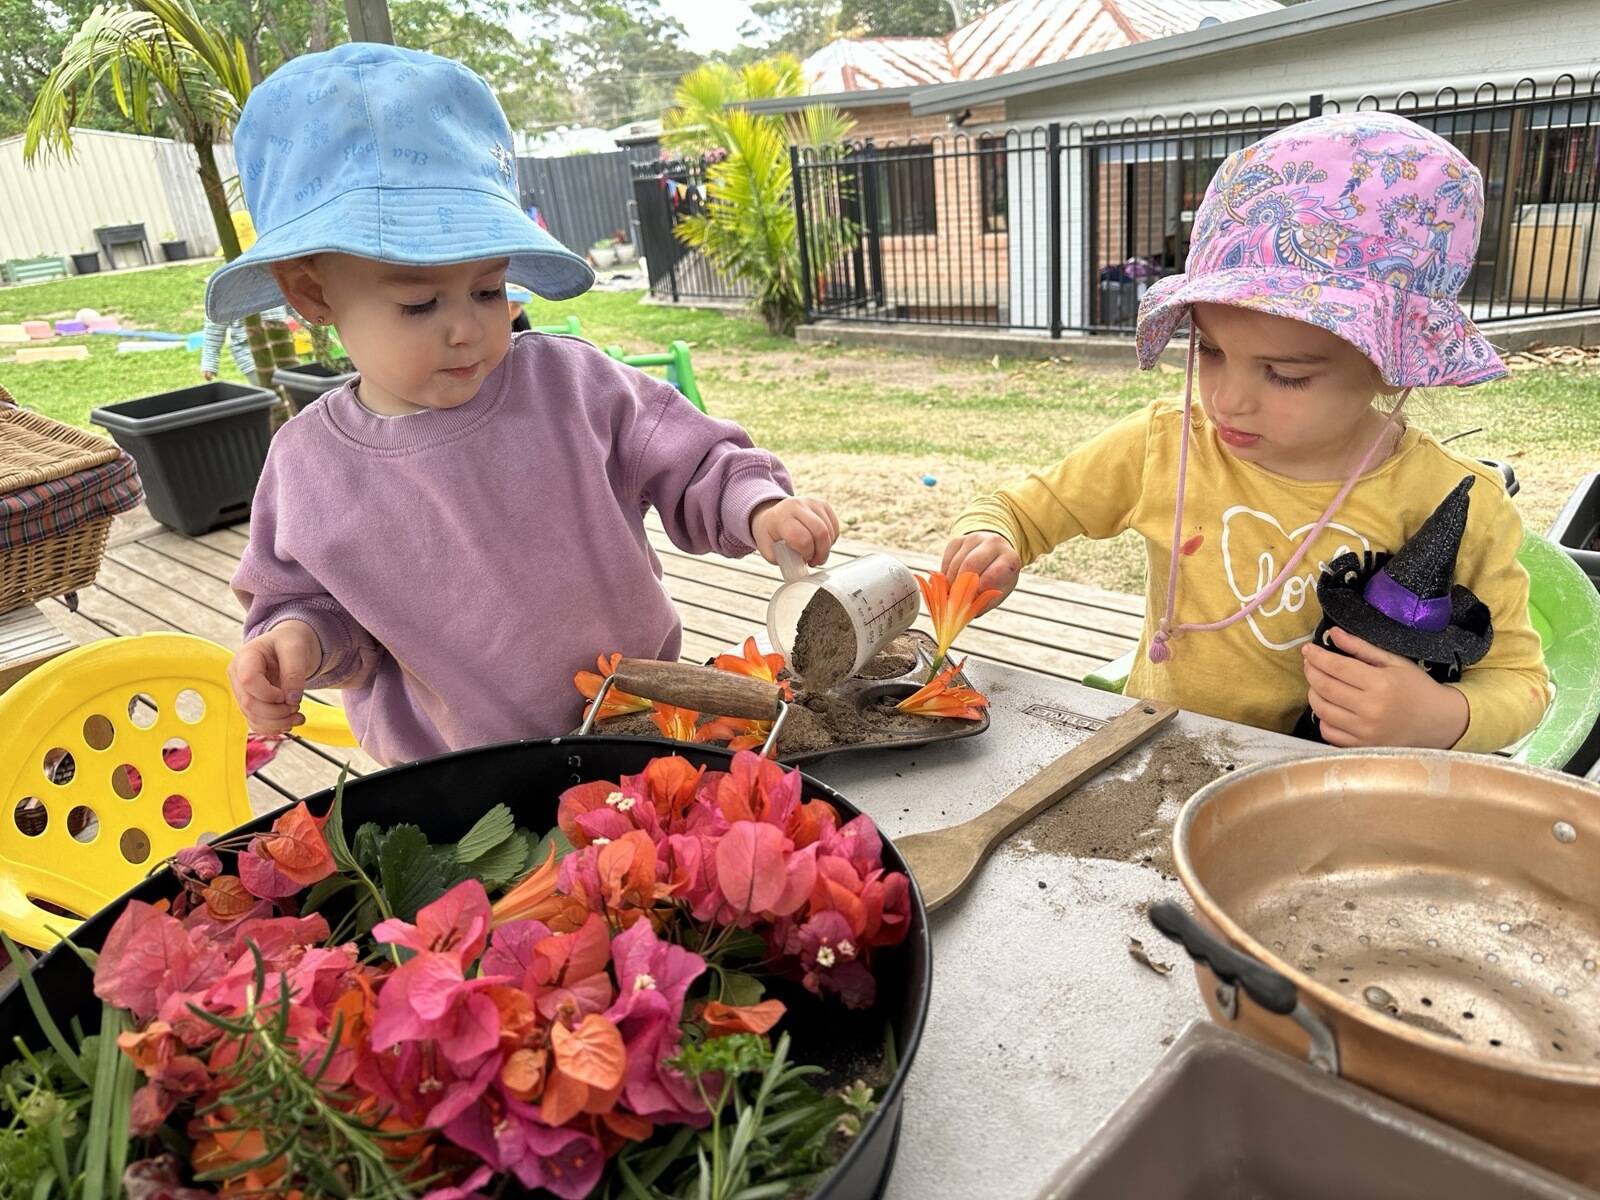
<box><xmin>806</xmin><ymin>658</ymin><xmax>1313</xmax><ymax>1200</ymax></box>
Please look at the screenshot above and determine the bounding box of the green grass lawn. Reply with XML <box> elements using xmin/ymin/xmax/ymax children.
<box><xmin>4</xmin><ymin>261</ymin><xmax>1595</xmax><ymax>596</ymax></box>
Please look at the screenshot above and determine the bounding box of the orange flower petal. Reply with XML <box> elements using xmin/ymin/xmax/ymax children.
<box><xmin>575</xmin><ymin>652</ymin><xmax>651</xmax><ymax>721</ymax></box>
<box><xmin>551</xmin><ymin>1013</ymin><xmax>626</xmax><ymax>1091</ymax></box>
<box><xmin>896</xmin><ymin>659</ymin><xmax>989</xmax><ymax>721</ymax></box>
<box><xmin>491</xmin><ymin>844</ymin><xmax>560</xmax><ymax>927</ymax></box>
<box><xmin>702</xmin><ymin>999</ymin><xmax>786</xmax><ymax>1038</ymax></box>
<box><xmin>649</xmin><ymin>702</ymin><xmax>701</xmax><ymax>742</ymax></box>
<box><xmin>919</xmin><ymin>570</ymin><xmax>1003</xmax><ymax>663</ymax></box>
<box><xmin>202</xmin><ymin>875</ymin><xmax>255</xmax><ymax>919</ymax></box>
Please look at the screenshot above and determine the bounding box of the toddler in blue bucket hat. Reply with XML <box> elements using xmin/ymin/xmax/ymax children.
<box><xmin>221</xmin><ymin>45</ymin><xmax>839</xmax><ymax>766</ymax></box>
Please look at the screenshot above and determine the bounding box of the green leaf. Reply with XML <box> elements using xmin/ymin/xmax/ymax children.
<box><xmin>321</xmin><ymin>768</ymin><xmax>357</xmax><ymax>872</ymax></box>
<box><xmin>376</xmin><ymin>825</ymin><xmax>447</xmax><ymax>922</ymax></box>
<box><xmin>453</xmin><ymin>804</ymin><xmax>515</xmax><ymax>863</ymax></box>
<box><xmin>462</xmin><ymin>833</ymin><xmax>533</xmax><ymax>892</ymax></box>
<box><xmin>300</xmin><ymin>875</ymin><xmax>356</xmax><ymax>915</ymax></box>
<box><xmin>720</xmin><ymin>971</ymin><xmax>766</xmax><ymax>1007</ymax></box>
<box><xmin>528</xmin><ymin>826</ymin><xmax>575</xmax><ymax>871</ymax></box>
<box><xmin>352</xmin><ymin>822</ymin><xmax>383</xmax><ymax>874</ymax></box>
<box><xmin>1</xmin><ymin>933</ymin><xmax>87</xmax><ymax>1085</ymax></box>
<box><xmin>715</xmin><ymin>930</ymin><xmax>768</xmax><ymax>964</ymax></box>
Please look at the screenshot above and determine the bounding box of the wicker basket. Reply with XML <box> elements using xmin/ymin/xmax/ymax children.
<box><xmin>0</xmin><ymin>384</ymin><xmax>120</xmax><ymax>611</ymax></box>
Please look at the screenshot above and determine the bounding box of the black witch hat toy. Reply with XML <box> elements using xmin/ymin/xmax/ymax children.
<box><xmin>1294</xmin><ymin>475</ymin><xmax>1494</xmax><ymax>744</ymax></box>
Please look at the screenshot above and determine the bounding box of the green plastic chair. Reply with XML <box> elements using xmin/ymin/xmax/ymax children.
<box><xmin>604</xmin><ymin>341</ymin><xmax>705</xmax><ymax>412</ymax></box>
<box><xmin>1081</xmin><ymin>532</ymin><xmax>1600</xmax><ymax>771</ymax></box>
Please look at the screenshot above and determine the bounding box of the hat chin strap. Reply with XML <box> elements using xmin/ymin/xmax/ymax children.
<box><xmin>1148</xmin><ymin>326</ymin><xmax>1410</xmax><ymax>665</ymax></box>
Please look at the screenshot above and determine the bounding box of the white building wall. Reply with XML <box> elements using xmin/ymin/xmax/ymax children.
<box><xmin>0</xmin><ymin>128</ymin><xmax>237</xmax><ymax>266</ymax></box>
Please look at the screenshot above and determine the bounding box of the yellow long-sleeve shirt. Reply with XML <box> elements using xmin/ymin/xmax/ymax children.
<box><xmin>953</xmin><ymin>399</ymin><xmax>1549</xmax><ymax>753</ymax></box>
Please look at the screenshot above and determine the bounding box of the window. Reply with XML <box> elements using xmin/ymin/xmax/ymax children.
<box><xmin>978</xmin><ymin>135</ymin><xmax>1007</xmax><ymax>233</ymax></box>
<box><xmin>874</xmin><ymin>145</ymin><xmax>937</xmax><ymax>235</ymax></box>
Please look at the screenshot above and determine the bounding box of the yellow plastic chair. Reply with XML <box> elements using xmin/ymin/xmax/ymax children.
<box><xmin>0</xmin><ymin>632</ymin><xmax>356</xmax><ymax>949</ymax></box>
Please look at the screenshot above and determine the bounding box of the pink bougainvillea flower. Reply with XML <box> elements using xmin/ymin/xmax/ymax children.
<box><xmin>117</xmin><ymin>1022</ymin><xmax>214</xmax><ymax>1135</ymax></box>
<box><xmin>714</xmin><ymin>821</ymin><xmax>815</xmax><ymax>921</ymax></box>
<box><xmin>373</xmin><ymin>879</ymin><xmax>493</xmax><ymax>967</ymax></box>
<box><xmin>446</xmin><ymin>1095</ymin><xmax>606</xmax><ymax>1199</ymax></box>
<box><xmin>421</xmin><ymin>1164</ymin><xmax>496</xmax><ymax>1200</ymax></box>
<box><xmin>529</xmin><ymin>914</ymin><xmax>616</xmax><ymax>1024</ymax></box>
<box><xmin>370</xmin><ymin>950</ymin><xmax>503</xmax><ymax>1066</ymax></box>
<box><xmin>575</xmin><ymin>652</ymin><xmax>651</xmax><ymax>722</ymax></box>
<box><xmin>606</xmin><ymin>917</ymin><xmax>705</xmax><ymax>1022</ymax></box>
<box><xmin>797</xmin><ymin>910</ymin><xmax>876</xmax><ymax>1008</ymax></box>
<box><xmin>94</xmin><ymin>901</ymin><xmax>225</xmax><ymax>1024</ymax></box>
<box><xmin>356</xmin><ymin>1038</ymin><xmax>501</xmax><ymax>1130</ymax></box>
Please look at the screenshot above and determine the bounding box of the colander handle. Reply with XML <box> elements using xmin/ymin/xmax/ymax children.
<box><xmin>1151</xmin><ymin>901</ymin><xmax>1341</xmax><ymax>1075</ymax></box>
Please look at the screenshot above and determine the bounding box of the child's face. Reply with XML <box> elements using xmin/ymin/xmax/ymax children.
<box><xmin>273</xmin><ymin>254</ymin><xmax>512</xmax><ymax>415</ymax></box>
<box><xmin>1191</xmin><ymin>304</ymin><xmax>1393</xmax><ymax>479</ymax></box>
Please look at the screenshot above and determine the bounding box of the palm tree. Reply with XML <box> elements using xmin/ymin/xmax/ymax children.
<box><xmin>25</xmin><ymin>0</ymin><xmax>296</xmax><ymax>384</ymax></box>
<box><xmin>673</xmin><ymin>100</ymin><xmax>856</xmax><ymax>336</ymax></box>
<box><xmin>662</xmin><ymin>57</ymin><xmax>807</xmax><ymax>158</ymax></box>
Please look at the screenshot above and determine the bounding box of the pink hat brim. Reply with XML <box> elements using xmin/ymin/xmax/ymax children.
<box><xmin>1135</xmin><ymin>266</ymin><xmax>1506</xmax><ymax>389</ymax></box>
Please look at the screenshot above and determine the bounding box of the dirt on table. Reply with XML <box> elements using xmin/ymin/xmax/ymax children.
<box><xmin>792</xmin><ymin>590</ymin><xmax>856</xmax><ymax>689</ymax></box>
<box><xmin>1015</xmin><ymin>733</ymin><xmax>1238</xmax><ymax>879</ymax></box>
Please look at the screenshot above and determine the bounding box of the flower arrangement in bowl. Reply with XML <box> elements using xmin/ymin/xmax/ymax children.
<box><xmin>0</xmin><ymin>743</ymin><xmax>927</xmax><ymax>1200</ymax></box>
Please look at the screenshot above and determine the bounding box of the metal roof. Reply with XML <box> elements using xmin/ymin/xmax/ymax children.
<box><xmin>799</xmin><ymin>0</ymin><xmax>1281</xmax><ymax>95</ymax></box>
<box><xmin>910</xmin><ymin>0</ymin><xmax>1461</xmax><ymax>113</ymax></box>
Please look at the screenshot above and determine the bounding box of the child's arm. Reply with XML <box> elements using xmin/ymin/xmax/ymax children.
<box><xmin>622</xmin><ymin>369</ymin><xmax>819</xmax><ymax>561</ymax></box>
<box><xmin>944</xmin><ymin>404</ymin><xmax>1155</xmax><ymax>603</ymax></box>
<box><xmin>199</xmin><ymin>319</ymin><xmax>227</xmax><ymax>380</ymax></box>
<box><xmin>228</xmin><ymin>451</ymin><xmax>382</xmax><ymax>731</ymax></box>
<box><xmin>1304</xmin><ymin>482</ymin><xmax>1550</xmax><ymax>753</ymax></box>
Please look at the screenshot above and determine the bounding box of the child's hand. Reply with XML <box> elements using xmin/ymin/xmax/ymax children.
<box><xmin>1302</xmin><ymin>627</ymin><xmax>1469</xmax><ymax>749</ymax></box>
<box><xmin>200</xmin><ymin>369</ymin><xmax>217</xmax><ymax>381</ymax></box>
<box><xmin>752</xmin><ymin>497</ymin><xmax>839</xmax><ymax>567</ymax></box>
<box><xmin>941</xmin><ymin>532</ymin><xmax>1021</xmax><ymax>610</ymax></box>
<box><xmin>228</xmin><ymin>620</ymin><xmax>323</xmax><ymax>734</ymax></box>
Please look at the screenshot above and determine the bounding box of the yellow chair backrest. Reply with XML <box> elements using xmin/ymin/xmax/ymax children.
<box><xmin>0</xmin><ymin>633</ymin><xmax>258</xmax><ymax>949</ymax></box>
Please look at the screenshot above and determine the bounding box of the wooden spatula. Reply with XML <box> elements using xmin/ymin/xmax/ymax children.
<box><xmin>896</xmin><ymin>701</ymin><xmax>1178</xmax><ymax>912</ymax></box>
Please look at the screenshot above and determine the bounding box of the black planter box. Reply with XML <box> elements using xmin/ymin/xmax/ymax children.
<box><xmin>91</xmin><ymin>381</ymin><xmax>277</xmax><ymax>535</ymax></box>
<box><xmin>70</xmin><ymin>251</ymin><xmax>101</xmax><ymax>275</ymax></box>
<box><xmin>159</xmin><ymin>238</ymin><xmax>191</xmax><ymax>262</ymax></box>
<box><xmin>273</xmin><ymin>360</ymin><xmax>357</xmax><ymax>413</ymax></box>
<box><xmin>1548</xmin><ymin>472</ymin><xmax>1600</xmax><ymax>590</ymax></box>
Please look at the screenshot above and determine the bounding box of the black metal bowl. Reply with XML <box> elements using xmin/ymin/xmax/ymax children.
<box><xmin>0</xmin><ymin>736</ymin><xmax>932</xmax><ymax>1200</ymax></box>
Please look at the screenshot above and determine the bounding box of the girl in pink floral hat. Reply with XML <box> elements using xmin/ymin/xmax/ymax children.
<box><xmin>946</xmin><ymin>112</ymin><xmax>1548</xmax><ymax>752</ymax></box>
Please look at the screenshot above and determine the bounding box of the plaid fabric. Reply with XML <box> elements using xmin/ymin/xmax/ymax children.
<box><xmin>0</xmin><ymin>451</ymin><xmax>143</xmax><ymax>552</ymax></box>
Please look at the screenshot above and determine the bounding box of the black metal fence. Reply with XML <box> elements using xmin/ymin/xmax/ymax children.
<box><xmin>632</xmin><ymin>156</ymin><xmax>752</xmax><ymax>303</ymax></box>
<box><xmin>516</xmin><ymin>151</ymin><xmax>636</xmax><ymax>258</ymax></box>
<box><xmin>788</xmin><ymin>73</ymin><xmax>1600</xmax><ymax>335</ymax></box>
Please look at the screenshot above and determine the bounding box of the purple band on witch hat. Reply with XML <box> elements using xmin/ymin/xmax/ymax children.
<box><xmin>1363</xmin><ymin>571</ymin><xmax>1452</xmax><ymax>631</ymax></box>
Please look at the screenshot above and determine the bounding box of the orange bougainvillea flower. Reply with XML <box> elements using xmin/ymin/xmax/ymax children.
<box><xmin>896</xmin><ymin>659</ymin><xmax>989</xmax><ymax>721</ymax></box>
<box><xmin>713</xmin><ymin>636</ymin><xmax>793</xmax><ymax>699</ymax></box>
<box><xmin>918</xmin><ymin>570</ymin><xmax>1002</xmax><ymax>675</ymax></box>
<box><xmin>256</xmin><ymin>802</ymin><xmax>335</xmax><ymax>886</ymax></box>
<box><xmin>649</xmin><ymin>702</ymin><xmax>701</xmax><ymax>742</ymax></box>
<box><xmin>541</xmin><ymin>1013</ymin><xmax>626</xmax><ymax>1126</ymax></box>
<box><xmin>575</xmin><ymin>652</ymin><xmax>651</xmax><ymax>722</ymax></box>
<box><xmin>701</xmin><ymin>998</ymin><xmax>787</xmax><ymax>1039</ymax></box>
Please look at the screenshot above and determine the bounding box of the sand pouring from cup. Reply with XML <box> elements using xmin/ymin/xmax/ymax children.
<box><xmin>766</xmin><ymin>541</ymin><xmax>921</xmax><ymax>689</ymax></box>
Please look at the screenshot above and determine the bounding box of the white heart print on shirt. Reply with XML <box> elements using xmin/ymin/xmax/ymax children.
<box><xmin>1219</xmin><ymin>505</ymin><xmax>1374</xmax><ymax>651</ymax></box>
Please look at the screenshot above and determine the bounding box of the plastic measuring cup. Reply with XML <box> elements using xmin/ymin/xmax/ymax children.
<box><xmin>767</xmin><ymin>542</ymin><xmax>921</xmax><ymax>684</ymax></box>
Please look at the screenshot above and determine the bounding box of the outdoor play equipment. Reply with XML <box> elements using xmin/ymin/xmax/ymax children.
<box><xmin>0</xmin><ymin>633</ymin><xmax>356</xmax><ymax>950</ymax></box>
<box><xmin>604</xmin><ymin>340</ymin><xmax>705</xmax><ymax>411</ymax></box>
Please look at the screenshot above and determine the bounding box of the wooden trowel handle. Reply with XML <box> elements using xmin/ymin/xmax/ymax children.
<box><xmin>613</xmin><ymin>658</ymin><xmax>784</xmax><ymax>721</ymax></box>
<box><xmin>970</xmin><ymin>700</ymin><xmax>1178</xmax><ymax>851</ymax></box>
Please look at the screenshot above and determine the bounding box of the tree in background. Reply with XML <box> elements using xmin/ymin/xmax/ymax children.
<box><xmin>0</xmin><ymin>0</ymin><xmax>164</xmax><ymax>137</ymax></box>
<box><xmin>668</xmin><ymin>62</ymin><xmax>855</xmax><ymax>334</ymax></box>
<box><xmin>838</xmin><ymin>0</ymin><xmax>960</xmax><ymax>37</ymax></box>
<box><xmin>25</xmin><ymin>0</ymin><xmax>296</xmax><ymax>382</ymax></box>
<box><xmin>731</xmin><ymin>0</ymin><xmax>845</xmax><ymax>65</ymax></box>
<box><xmin>566</xmin><ymin>0</ymin><xmax>702</xmax><ymax>129</ymax></box>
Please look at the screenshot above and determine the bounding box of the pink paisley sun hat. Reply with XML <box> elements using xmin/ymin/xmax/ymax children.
<box><xmin>1136</xmin><ymin>111</ymin><xmax>1506</xmax><ymax>388</ymax></box>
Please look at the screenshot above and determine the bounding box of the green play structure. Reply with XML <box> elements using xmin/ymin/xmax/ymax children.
<box><xmin>604</xmin><ymin>341</ymin><xmax>705</xmax><ymax>412</ymax></box>
<box><xmin>1083</xmin><ymin>531</ymin><xmax>1600</xmax><ymax>772</ymax></box>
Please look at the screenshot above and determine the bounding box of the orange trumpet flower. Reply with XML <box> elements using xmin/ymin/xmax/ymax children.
<box><xmin>712</xmin><ymin>636</ymin><xmax>794</xmax><ymax>699</ymax></box>
<box><xmin>574</xmin><ymin>652</ymin><xmax>650</xmax><ymax>722</ymax></box>
<box><xmin>896</xmin><ymin>659</ymin><xmax>989</xmax><ymax>721</ymax></box>
<box><xmin>649</xmin><ymin>702</ymin><xmax>701</xmax><ymax>742</ymax></box>
<box><xmin>918</xmin><ymin>571</ymin><xmax>1002</xmax><ymax>677</ymax></box>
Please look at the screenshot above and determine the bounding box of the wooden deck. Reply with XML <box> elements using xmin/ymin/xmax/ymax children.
<box><xmin>28</xmin><ymin>506</ymin><xmax>1145</xmax><ymax>810</ymax></box>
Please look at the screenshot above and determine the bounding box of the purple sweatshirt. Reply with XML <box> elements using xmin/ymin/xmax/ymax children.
<box><xmin>232</xmin><ymin>332</ymin><xmax>792</xmax><ymax>766</ymax></box>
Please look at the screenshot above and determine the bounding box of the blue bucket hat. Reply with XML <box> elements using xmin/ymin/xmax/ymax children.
<box><xmin>206</xmin><ymin>43</ymin><xmax>593</xmax><ymax>323</ymax></box>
